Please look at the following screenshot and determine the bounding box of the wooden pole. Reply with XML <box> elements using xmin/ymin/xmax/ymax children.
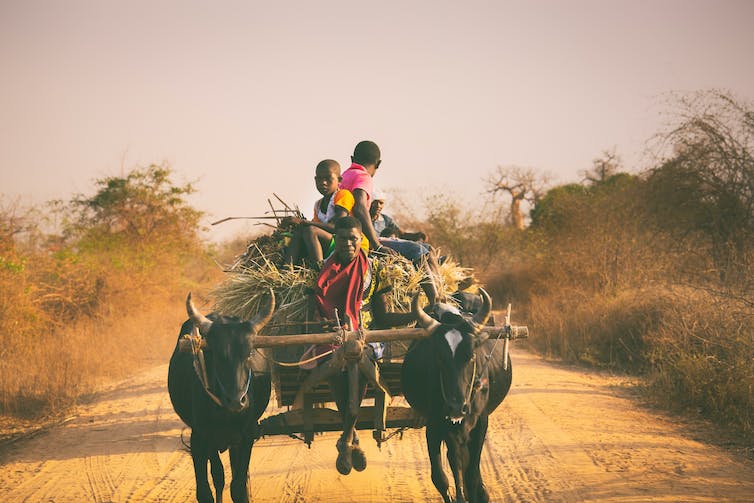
<box><xmin>251</xmin><ymin>326</ymin><xmax>528</xmax><ymax>348</ymax></box>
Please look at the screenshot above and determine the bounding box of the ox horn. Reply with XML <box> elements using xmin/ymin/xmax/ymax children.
<box><xmin>186</xmin><ymin>292</ymin><xmax>213</xmax><ymax>336</ymax></box>
<box><xmin>412</xmin><ymin>291</ymin><xmax>441</xmax><ymax>333</ymax></box>
<box><xmin>250</xmin><ymin>288</ymin><xmax>276</xmax><ymax>334</ymax></box>
<box><xmin>471</xmin><ymin>287</ymin><xmax>492</xmax><ymax>330</ymax></box>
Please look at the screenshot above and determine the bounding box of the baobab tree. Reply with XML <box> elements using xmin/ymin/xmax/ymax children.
<box><xmin>486</xmin><ymin>166</ymin><xmax>550</xmax><ymax>230</ymax></box>
<box><xmin>582</xmin><ymin>148</ymin><xmax>622</xmax><ymax>185</ymax></box>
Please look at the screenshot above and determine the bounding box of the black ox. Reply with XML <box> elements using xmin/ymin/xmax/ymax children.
<box><xmin>168</xmin><ymin>292</ymin><xmax>274</xmax><ymax>503</ymax></box>
<box><xmin>401</xmin><ymin>289</ymin><xmax>512</xmax><ymax>503</ymax></box>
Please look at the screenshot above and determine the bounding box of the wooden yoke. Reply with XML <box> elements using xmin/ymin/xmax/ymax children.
<box><xmin>251</xmin><ymin>325</ymin><xmax>529</xmax><ymax>349</ymax></box>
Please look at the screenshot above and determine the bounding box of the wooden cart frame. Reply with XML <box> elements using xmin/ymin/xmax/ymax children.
<box><xmin>250</xmin><ymin>322</ymin><xmax>528</xmax><ymax>447</ymax></box>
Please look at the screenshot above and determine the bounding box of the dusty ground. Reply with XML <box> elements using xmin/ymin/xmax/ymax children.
<box><xmin>1</xmin><ymin>348</ymin><xmax>752</xmax><ymax>503</ymax></box>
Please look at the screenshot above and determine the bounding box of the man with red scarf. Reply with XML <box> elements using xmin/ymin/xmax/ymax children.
<box><xmin>314</xmin><ymin>215</ymin><xmax>415</xmax><ymax>331</ymax></box>
<box><xmin>314</xmin><ymin>216</ymin><xmax>369</xmax><ymax>330</ymax></box>
<box><xmin>310</xmin><ymin>215</ymin><xmax>414</xmax><ymax>475</ymax></box>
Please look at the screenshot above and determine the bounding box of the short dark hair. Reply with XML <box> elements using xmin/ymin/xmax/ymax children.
<box><xmin>316</xmin><ymin>159</ymin><xmax>340</xmax><ymax>175</ymax></box>
<box><xmin>333</xmin><ymin>215</ymin><xmax>362</xmax><ymax>233</ymax></box>
<box><xmin>352</xmin><ymin>140</ymin><xmax>381</xmax><ymax>166</ymax></box>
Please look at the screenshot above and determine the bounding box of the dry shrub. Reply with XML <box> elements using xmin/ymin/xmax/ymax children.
<box><xmin>517</xmin><ymin>284</ymin><xmax>753</xmax><ymax>437</ymax></box>
<box><xmin>0</xmin><ymin>240</ymin><xmax>210</xmax><ymax>418</ymax></box>
<box><xmin>480</xmin><ymin>263</ymin><xmax>541</xmax><ymax>309</ymax></box>
<box><xmin>646</xmin><ymin>290</ymin><xmax>754</xmax><ymax>437</ymax></box>
<box><xmin>525</xmin><ymin>288</ymin><xmax>668</xmax><ymax>372</ymax></box>
<box><xmin>0</xmin><ymin>166</ymin><xmax>217</xmax><ymax>421</ymax></box>
<box><xmin>0</xmin><ymin>288</ymin><xmax>188</xmax><ymax>417</ymax></box>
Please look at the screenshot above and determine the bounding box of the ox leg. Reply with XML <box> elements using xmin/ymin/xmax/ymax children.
<box><xmin>464</xmin><ymin>414</ymin><xmax>489</xmax><ymax>503</ymax></box>
<box><xmin>190</xmin><ymin>431</ymin><xmax>215</xmax><ymax>503</ymax></box>
<box><xmin>229</xmin><ymin>438</ymin><xmax>253</xmax><ymax>503</ymax></box>
<box><xmin>209</xmin><ymin>450</ymin><xmax>225</xmax><ymax>503</ymax></box>
<box><xmin>426</xmin><ymin>425</ymin><xmax>453</xmax><ymax>503</ymax></box>
<box><xmin>446</xmin><ymin>434</ymin><xmax>469</xmax><ymax>503</ymax></box>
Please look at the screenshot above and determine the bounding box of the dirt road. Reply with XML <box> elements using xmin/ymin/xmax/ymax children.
<box><xmin>1</xmin><ymin>348</ymin><xmax>752</xmax><ymax>502</ymax></box>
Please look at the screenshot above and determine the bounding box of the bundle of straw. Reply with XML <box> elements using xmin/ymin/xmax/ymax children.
<box><xmin>213</xmin><ymin>246</ymin><xmax>478</xmax><ymax>332</ymax></box>
<box><xmin>212</xmin><ymin>251</ymin><xmax>316</xmax><ymax>335</ymax></box>
<box><xmin>229</xmin><ymin>224</ymin><xmax>296</xmax><ymax>271</ymax></box>
<box><xmin>435</xmin><ymin>254</ymin><xmax>477</xmax><ymax>294</ymax></box>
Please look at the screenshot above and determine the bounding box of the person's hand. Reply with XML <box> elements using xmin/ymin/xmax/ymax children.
<box><xmin>370</xmin><ymin>244</ymin><xmax>398</xmax><ymax>257</ymax></box>
<box><xmin>401</xmin><ymin>231</ymin><xmax>428</xmax><ymax>242</ymax></box>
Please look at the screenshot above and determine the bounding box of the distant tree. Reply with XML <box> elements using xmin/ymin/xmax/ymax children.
<box><xmin>420</xmin><ymin>193</ymin><xmax>512</xmax><ymax>269</ymax></box>
<box><xmin>423</xmin><ymin>194</ymin><xmax>474</xmax><ymax>263</ymax></box>
<box><xmin>529</xmin><ymin>183</ymin><xmax>588</xmax><ymax>231</ymax></box>
<box><xmin>486</xmin><ymin>166</ymin><xmax>550</xmax><ymax>230</ymax></box>
<box><xmin>66</xmin><ymin>163</ymin><xmax>203</xmax><ymax>248</ymax></box>
<box><xmin>581</xmin><ymin>148</ymin><xmax>622</xmax><ymax>185</ymax></box>
<box><xmin>530</xmin><ymin>175</ymin><xmax>652</xmax><ymax>293</ymax></box>
<box><xmin>645</xmin><ymin>90</ymin><xmax>754</xmax><ymax>292</ymax></box>
<box><xmin>0</xmin><ymin>198</ymin><xmax>32</xmax><ymax>253</ymax></box>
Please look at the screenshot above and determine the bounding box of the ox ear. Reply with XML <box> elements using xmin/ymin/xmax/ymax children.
<box><xmin>186</xmin><ymin>292</ymin><xmax>213</xmax><ymax>336</ymax></box>
<box><xmin>250</xmin><ymin>288</ymin><xmax>275</xmax><ymax>334</ymax></box>
<box><xmin>471</xmin><ymin>288</ymin><xmax>492</xmax><ymax>332</ymax></box>
<box><xmin>412</xmin><ymin>291</ymin><xmax>440</xmax><ymax>333</ymax></box>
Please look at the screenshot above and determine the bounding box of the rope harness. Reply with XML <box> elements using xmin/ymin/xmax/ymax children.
<box><xmin>476</xmin><ymin>327</ymin><xmax>503</xmax><ymax>388</ymax></box>
<box><xmin>256</xmin><ymin>348</ymin><xmax>335</xmax><ymax>367</ymax></box>
<box><xmin>476</xmin><ymin>303</ymin><xmax>514</xmax><ymax>383</ymax></box>
<box><xmin>187</xmin><ymin>327</ymin><xmax>252</xmax><ymax>408</ymax></box>
<box><xmin>439</xmin><ymin>357</ymin><xmax>477</xmax><ymax>415</ymax></box>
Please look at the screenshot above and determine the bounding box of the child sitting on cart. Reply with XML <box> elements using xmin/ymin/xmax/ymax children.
<box><xmin>284</xmin><ymin>160</ymin><xmax>368</xmax><ymax>266</ymax></box>
<box><xmin>369</xmin><ymin>188</ymin><xmax>442</xmax><ymax>304</ymax></box>
<box><xmin>370</xmin><ymin>188</ymin><xmax>428</xmax><ymax>242</ymax></box>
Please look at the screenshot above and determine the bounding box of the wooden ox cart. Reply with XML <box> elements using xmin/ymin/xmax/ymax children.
<box><xmin>241</xmin><ymin>308</ymin><xmax>529</xmax><ymax>447</ymax></box>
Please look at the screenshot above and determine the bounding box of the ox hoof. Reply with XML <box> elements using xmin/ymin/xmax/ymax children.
<box><xmin>351</xmin><ymin>446</ymin><xmax>367</xmax><ymax>471</ymax></box>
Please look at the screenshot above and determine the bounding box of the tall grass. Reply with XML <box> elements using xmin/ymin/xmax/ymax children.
<box><xmin>524</xmin><ymin>287</ymin><xmax>753</xmax><ymax>437</ymax></box>
<box><xmin>646</xmin><ymin>292</ymin><xmax>754</xmax><ymax>436</ymax></box>
<box><xmin>0</xmin><ymin>235</ymin><xmax>219</xmax><ymax>418</ymax></box>
<box><xmin>526</xmin><ymin>289</ymin><xmax>668</xmax><ymax>371</ymax></box>
<box><xmin>0</xmin><ymin>166</ymin><xmax>220</xmax><ymax>419</ymax></box>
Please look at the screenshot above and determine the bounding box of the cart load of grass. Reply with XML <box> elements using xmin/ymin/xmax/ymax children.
<box><xmin>212</xmin><ymin>237</ymin><xmax>478</xmax><ymax>336</ymax></box>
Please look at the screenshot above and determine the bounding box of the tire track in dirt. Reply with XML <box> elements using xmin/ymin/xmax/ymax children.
<box><xmin>1</xmin><ymin>349</ymin><xmax>753</xmax><ymax>502</ymax></box>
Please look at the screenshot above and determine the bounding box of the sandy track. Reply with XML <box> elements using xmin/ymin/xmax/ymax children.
<box><xmin>1</xmin><ymin>348</ymin><xmax>752</xmax><ymax>502</ymax></box>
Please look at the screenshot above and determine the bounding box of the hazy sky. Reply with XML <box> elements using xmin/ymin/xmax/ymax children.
<box><xmin>2</xmin><ymin>0</ymin><xmax>753</xmax><ymax>240</ymax></box>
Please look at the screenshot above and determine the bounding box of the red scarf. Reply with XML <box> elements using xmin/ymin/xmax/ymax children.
<box><xmin>315</xmin><ymin>250</ymin><xmax>368</xmax><ymax>330</ymax></box>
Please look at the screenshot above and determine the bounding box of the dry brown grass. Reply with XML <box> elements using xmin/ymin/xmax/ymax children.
<box><xmin>525</xmin><ymin>288</ymin><xmax>668</xmax><ymax>372</ymax></box>
<box><xmin>644</xmin><ymin>290</ymin><xmax>754</xmax><ymax>437</ymax></box>
<box><xmin>0</xmin><ymin>291</ymin><xmax>186</xmax><ymax>417</ymax></box>
<box><xmin>509</xmin><ymin>284</ymin><xmax>754</xmax><ymax>439</ymax></box>
<box><xmin>0</xmin><ymin>243</ymin><xmax>220</xmax><ymax>419</ymax></box>
<box><xmin>0</xmin><ymin>170</ymin><xmax>220</xmax><ymax>422</ymax></box>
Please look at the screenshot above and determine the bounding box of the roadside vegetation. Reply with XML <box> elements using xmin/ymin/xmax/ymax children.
<box><xmin>408</xmin><ymin>90</ymin><xmax>753</xmax><ymax>441</ymax></box>
<box><xmin>1</xmin><ymin>89</ymin><xmax>750</xmax><ymax>446</ymax></box>
<box><xmin>0</xmin><ymin>164</ymin><xmax>220</xmax><ymax>422</ymax></box>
